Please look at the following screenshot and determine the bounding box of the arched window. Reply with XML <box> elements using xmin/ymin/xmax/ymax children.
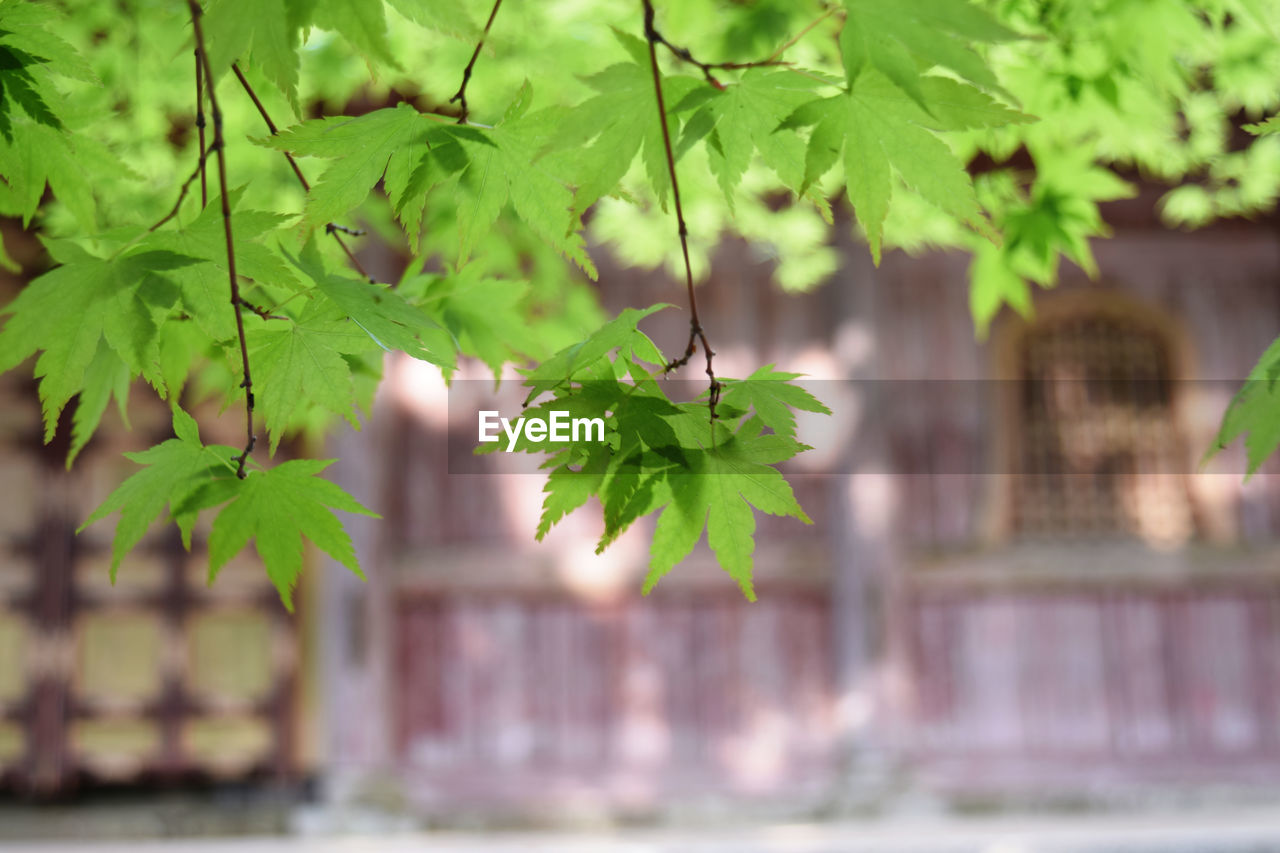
<box><xmin>1009</xmin><ymin>303</ymin><xmax>1194</xmax><ymax>548</ymax></box>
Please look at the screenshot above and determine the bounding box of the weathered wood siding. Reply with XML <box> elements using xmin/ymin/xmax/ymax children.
<box><xmin>904</xmin><ymin>574</ymin><xmax>1280</xmax><ymax>788</ymax></box>
<box><xmin>394</xmin><ymin>591</ymin><xmax>834</xmax><ymax>806</ymax></box>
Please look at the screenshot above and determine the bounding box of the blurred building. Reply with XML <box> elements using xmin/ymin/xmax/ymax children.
<box><xmin>3</xmin><ymin>186</ymin><xmax>1280</xmax><ymax>822</ymax></box>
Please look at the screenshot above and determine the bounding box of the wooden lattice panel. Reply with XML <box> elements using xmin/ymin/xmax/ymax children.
<box><xmin>0</xmin><ymin>370</ymin><xmax>301</xmax><ymax>794</ymax></box>
<box><xmin>74</xmin><ymin>610</ymin><xmax>167</xmax><ymax>711</ymax></box>
<box><xmin>182</xmin><ymin>715</ymin><xmax>274</xmax><ymax>777</ymax></box>
<box><xmin>0</xmin><ymin>368</ymin><xmax>32</xmax><ymax>788</ymax></box>
<box><xmin>1013</xmin><ymin>313</ymin><xmax>1193</xmax><ymax>545</ymax></box>
<box><xmin>0</xmin><ymin>720</ymin><xmax>23</xmax><ymax>774</ymax></box>
<box><xmin>0</xmin><ymin>610</ymin><xmax>27</xmax><ymax>706</ymax></box>
<box><xmin>71</xmin><ymin>718</ymin><xmax>162</xmax><ymax>781</ymax></box>
<box><xmin>185</xmin><ymin>609</ymin><xmax>275</xmax><ymax>707</ymax></box>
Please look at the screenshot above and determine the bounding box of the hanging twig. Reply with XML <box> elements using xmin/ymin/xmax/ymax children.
<box><xmin>230</xmin><ymin>62</ymin><xmax>376</xmax><ymax>284</ymax></box>
<box><xmin>448</xmin><ymin>0</ymin><xmax>504</xmax><ymax>123</ymax></box>
<box><xmin>642</xmin><ymin>0</ymin><xmax>720</xmax><ymax>425</ymax></box>
<box><xmin>148</xmin><ymin>147</ymin><xmax>211</xmax><ymax>232</ymax></box>
<box><xmin>147</xmin><ymin>51</ymin><xmax>214</xmax><ymax>233</ymax></box>
<box><xmin>195</xmin><ymin>50</ymin><xmax>208</xmax><ymax>207</ymax></box>
<box><xmin>188</xmin><ymin>0</ymin><xmax>255</xmax><ymax>478</ymax></box>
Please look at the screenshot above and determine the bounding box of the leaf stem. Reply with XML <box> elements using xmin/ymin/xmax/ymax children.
<box><xmin>763</xmin><ymin>5</ymin><xmax>843</xmax><ymax>64</ymax></box>
<box><xmin>449</xmin><ymin>0</ymin><xmax>504</xmax><ymax>123</ymax></box>
<box><xmin>230</xmin><ymin>62</ymin><xmax>377</xmax><ymax>284</ymax></box>
<box><xmin>189</xmin><ymin>0</ymin><xmax>255</xmax><ymax>478</ymax></box>
<box><xmin>642</xmin><ymin>0</ymin><xmax>720</xmax><ymax>425</ymax></box>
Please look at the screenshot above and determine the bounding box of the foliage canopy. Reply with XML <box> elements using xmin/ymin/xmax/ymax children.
<box><xmin>2</xmin><ymin>0</ymin><xmax>1280</xmax><ymax>606</ymax></box>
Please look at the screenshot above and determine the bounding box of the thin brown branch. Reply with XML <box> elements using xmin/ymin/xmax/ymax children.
<box><xmin>239</xmin><ymin>297</ymin><xmax>289</xmax><ymax>321</ymax></box>
<box><xmin>189</xmin><ymin>1</ymin><xmax>255</xmax><ymax>478</ymax></box>
<box><xmin>148</xmin><ymin>146</ymin><xmax>211</xmax><ymax>232</ymax></box>
<box><xmin>147</xmin><ymin>52</ymin><xmax>214</xmax><ymax>233</ymax></box>
<box><xmin>645</xmin><ymin>13</ymin><xmax>789</xmax><ymax>89</ymax></box>
<box><xmin>231</xmin><ymin>63</ymin><xmax>309</xmax><ymax>187</ymax></box>
<box><xmin>645</xmin><ymin>4</ymin><xmax>839</xmax><ymax>89</ymax></box>
<box><xmin>449</xmin><ymin>0</ymin><xmax>504</xmax><ymax>123</ymax></box>
<box><xmin>642</xmin><ymin>0</ymin><xmax>720</xmax><ymax>425</ymax></box>
<box><xmin>195</xmin><ymin>49</ymin><xmax>208</xmax><ymax>207</ymax></box>
<box><xmin>231</xmin><ymin>62</ymin><xmax>377</xmax><ymax>284</ymax></box>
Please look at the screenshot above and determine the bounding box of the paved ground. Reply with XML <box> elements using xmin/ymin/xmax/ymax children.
<box><xmin>13</xmin><ymin>809</ymin><xmax>1280</xmax><ymax>853</ymax></box>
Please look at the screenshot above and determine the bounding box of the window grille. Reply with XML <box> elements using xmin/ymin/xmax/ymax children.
<box><xmin>1012</xmin><ymin>311</ymin><xmax>1193</xmax><ymax>547</ymax></box>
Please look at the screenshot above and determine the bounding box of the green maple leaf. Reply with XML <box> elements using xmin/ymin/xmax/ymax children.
<box><xmin>969</xmin><ymin>155</ymin><xmax>1128</xmax><ymax>335</ymax></box>
<box><xmin>608</xmin><ymin>371</ymin><xmax>687</xmax><ymax>458</ymax></box>
<box><xmin>384</xmin><ymin>0</ymin><xmax>478</xmax><ymax>38</ymax></box>
<box><xmin>0</xmin><ymin>2</ymin><xmax>112</xmax><ymax>228</ymax></box>
<box><xmin>261</xmin><ymin>103</ymin><xmax>428</xmax><ymax>231</ymax></box>
<box><xmin>413</xmin><ymin>267</ymin><xmax>539</xmax><ymax>376</ymax></box>
<box><xmin>287</xmin><ymin>244</ymin><xmax>455</xmax><ymax>368</ymax></box>
<box><xmin>0</xmin><ymin>119</ymin><xmax>103</xmax><ymax>230</ymax></box>
<box><xmin>1003</xmin><ymin>188</ymin><xmax>1094</xmax><ymax>280</ymax></box>
<box><xmin>0</xmin><ymin>1</ymin><xmax>97</xmax><ymax>85</ymax></box>
<box><xmin>78</xmin><ymin>407</ymin><xmax>239</xmax><ymax>579</ymax></box>
<box><xmin>593</xmin><ymin>379</ymin><xmax>698</xmax><ymax>550</ymax></box>
<box><xmin>1209</xmin><ymin>338</ymin><xmax>1280</xmax><ymax>477</ymax></box>
<box><xmin>0</xmin><ymin>2</ymin><xmax>96</xmax><ymax>144</ymax></box>
<box><xmin>203</xmin><ymin>0</ymin><xmax>301</xmax><ymax>111</ymax></box>
<box><xmin>0</xmin><ymin>239</ymin><xmax>199</xmax><ymax>440</ymax></box>
<box><xmin>645</xmin><ymin>430</ymin><xmax>813</xmax><ymax>600</ymax></box>
<box><xmin>537</xmin><ymin>446</ymin><xmax>610</xmax><ymax>540</ymax></box>
<box><xmin>383</xmin><ymin>121</ymin><xmax>467</xmax><ymax>250</ymax></box>
<box><xmin>521</xmin><ymin>304</ymin><xmax>668</xmax><ymax>402</ymax></box>
<box><xmin>507</xmin><ymin>377</ymin><xmax>681</xmax><ymax>553</ymax></box>
<box><xmin>316</xmin><ymin>275</ymin><xmax>454</xmax><ymax>365</ymax></box>
<box><xmin>548</xmin><ymin>30</ymin><xmax>701</xmax><ymax>216</ymax></box>
<box><xmin>783</xmin><ymin>72</ymin><xmax>1029</xmax><ymax>262</ymax></box>
<box><xmin>493</xmin><ymin>313</ymin><xmax>818</xmax><ymax>597</ymax></box>
<box><xmin>208</xmin><ymin>458</ymin><xmax>378</xmax><ymax>611</ymax></box>
<box><xmin>674</xmin><ymin>69</ymin><xmax>827</xmax><ymax>209</ymax></box>
<box><xmin>146</xmin><ymin>191</ymin><xmax>301</xmax><ymax>340</ymax></box>
<box><xmin>840</xmin><ymin>0</ymin><xmax>1016</xmax><ymax>106</ymax></box>
<box><xmin>910</xmin><ymin>76</ymin><xmax>1035</xmax><ymax>130</ymax></box>
<box><xmin>1246</xmin><ymin>115</ymin><xmax>1280</xmax><ymax>136</ymax></box>
<box><xmin>448</xmin><ymin>83</ymin><xmax>596</xmax><ymax>277</ymax></box>
<box><xmin>718</xmin><ymin>364</ymin><xmax>831</xmax><ymax>438</ymax></box>
<box><xmin>248</xmin><ymin>298</ymin><xmax>371</xmax><ymax>454</ymax></box>
<box><xmin>0</xmin><ymin>45</ymin><xmax>61</xmax><ymax>137</ymax></box>
<box><xmin>1233</xmin><ymin>0</ymin><xmax>1279</xmax><ymax>40</ymax></box>
<box><xmin>68</xmin><ymin>340</ymin><xmax>131</xmax><ymax>468</ymax></box>
<box><xmin>311</xmin><ymin>0</ymin><xmax>400</xmax><ymax>71</ymax></box>
<box><xmin>597</xmin><ymin>453</ymin><xmax>677</xmax><ymax>552</ymax></box>
<box><xmin>968</xmin><ymin>241</ymin><xmax>1031</xmax><ymax>340</ymax></box>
